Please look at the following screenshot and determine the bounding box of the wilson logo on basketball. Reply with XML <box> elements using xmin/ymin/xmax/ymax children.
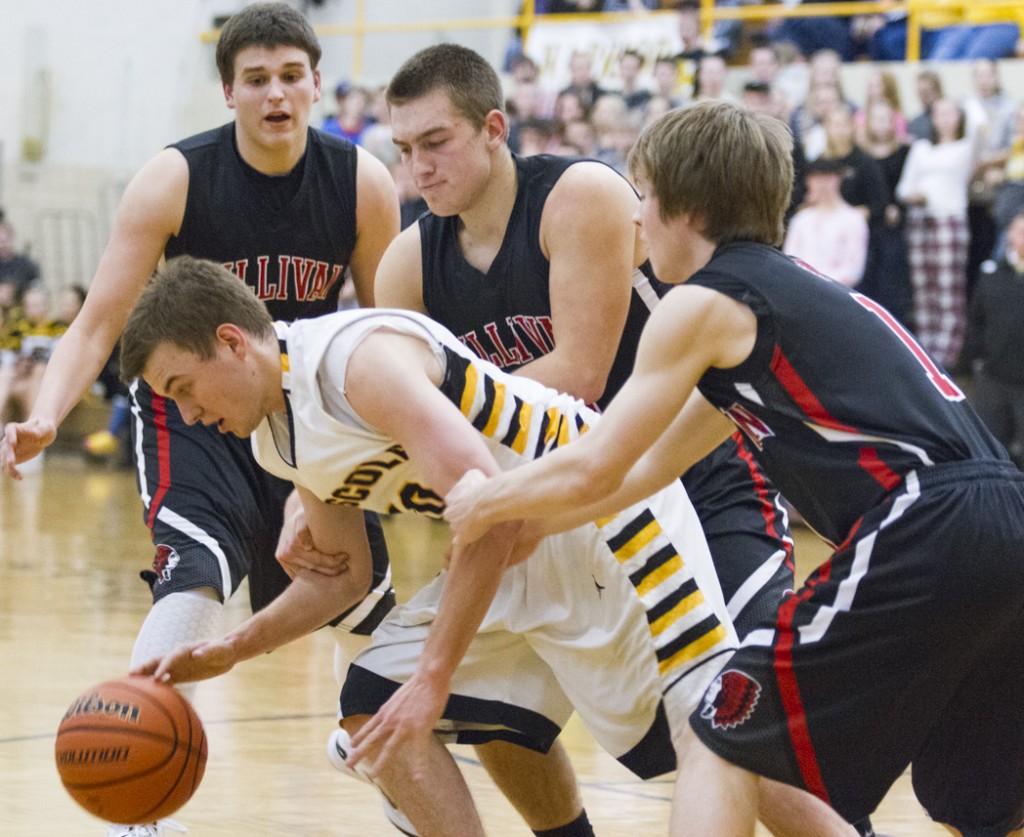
<box><xmin>700</xmin><ymin>670</ymin><xmax>762</xmax><ymax>730</ymax></box>
<box><xmin>63</xmin><ymin>691</ymin><xmax>141</xmax><ymax>724</ymax></box>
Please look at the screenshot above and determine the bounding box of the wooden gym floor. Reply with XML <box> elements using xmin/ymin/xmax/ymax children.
<box><xmin>0</xmin><ymin>453</ymin><xmax>947</xmax><ymax>835</ymax></box>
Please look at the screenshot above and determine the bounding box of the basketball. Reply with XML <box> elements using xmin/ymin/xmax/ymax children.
<box><xmin>54</xmin><ymin>676</ymin><xmax>207</xmax><ymax>824</ymax></box>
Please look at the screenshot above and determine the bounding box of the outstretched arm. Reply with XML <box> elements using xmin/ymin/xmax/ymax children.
<box><xmin>444</xmin><ymin>285</ymin><xmax>757</xmax><ymax>542</ymax></box>
<box><xmin>1</xmin><ymin>148</ymin><xmax>188</xmax><ymax>478</ymax></box>
<box><xmin>136</xmin><ymin>488</ymin><xmax>372</xmax><ymax>683</ymax></box>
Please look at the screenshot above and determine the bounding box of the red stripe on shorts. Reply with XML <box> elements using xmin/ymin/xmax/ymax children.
<box><xmin>733</xmin><ymin>432</ymin><xmax>795</xmax><ymax>572</ymax></box>
<box><xmin>774</xmin><ymin>563</ymin><xmax>832</xmax><ymax>804</ymax></box>
<box><xmin>146</xmin><ymin>393</ymin><xmax>172</xmax><ymax>531</ymax></box>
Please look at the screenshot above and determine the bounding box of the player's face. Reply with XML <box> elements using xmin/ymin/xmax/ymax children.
<box><xmin>632</xmin><ymin>169</ymin><xmax>700</xmax><ymax>284</ymax></box>
<box><xmin>224</xmin><ymin>45</ymin><xmax>321</xmax><ymax>158</ymax></box>
<box><xmin>143</xmin><ymin>338</ymin><xmax>266</xmax><ymax>438</ymax></box>
<box><xmin>389</xmin><ymin>89</ymin><xmax>502</xmax><ymax>217</ymax></box>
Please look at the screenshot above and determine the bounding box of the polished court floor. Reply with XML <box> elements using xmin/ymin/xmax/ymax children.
<box><xmin>0</xmin><ymin>453</ymin><xmax>948</xmax><ymax>835</ymax></box>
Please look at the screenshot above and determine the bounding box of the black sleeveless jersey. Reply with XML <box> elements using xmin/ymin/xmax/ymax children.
<box><xmin>419</xmin><ymin>153</ymin><xmax>658</xmax><ymax>411</ymax></box>
<box><xmin>689</xmin><ymin>242</ymin><xmax>1006</xmax><ymax>545</ymax></box>
<box><xmin>165</xmin><ymin>122</ymin><xmax>358</xmax><ymax>322</ymax></box>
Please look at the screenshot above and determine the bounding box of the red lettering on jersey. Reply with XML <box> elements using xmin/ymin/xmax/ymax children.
<box><xmin>460</xmin><ymin>332</ymin><xmax>491</xmax><ymax>361</ymax></box>
<box><xmin>308</xmin><ymin>263</ymin><xmax>339</xmax><ymax>302</ymax></box>
<box><xmin>255</xmin><ymin>256</ymin><xmax>275</xmax><ymax>299</ymax></box>
<box><xmin>722</xmin><ymin>402</ymin><xmax>775</xmax><ymax>450</ymax></box>
<box><xmin>510</xmin><ymin>315</ymin><xmax>555</xmax><ymax>354</ymax></box>
<box><xmin>852</xmin><ymin>293</ymin><xmax>965</xmax><ymax>402</ymax></box>
<box><xmin>503</xmin><ymin>319</ymin><xmax>538</xmax><ymax>366</ymax></box>
<box><xmin>291</xmin><ymin>257</ymin><xmax>316</xmax><ymax>301</ymax></box>
<box><xmin>483</xmin><ymin>322</ymin><xmax>525</xmax><ymax>367</ymax></box>
<box><xmin>276</xmin><ymin>256</ymin><xmax>290</xmax><ymax>300</ymax></box>
<box><xmin>319</xmin><ymin>265</ymin><xmax>343</xmax><ymax>302</ymax></box>
<box><xmin>223</xmin><ymin>259</ymin><xmax>248</xmax><ymax>281</ymax></box>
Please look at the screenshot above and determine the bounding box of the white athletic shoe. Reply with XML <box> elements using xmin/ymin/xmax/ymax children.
<box><xmin>105</xmin><ymin>819</ymin><xmax>187</xmax><ymax>837</ymax></box>
<box><xmin>326</xmin><ymin>727</ymin><xmax>419</xmax><ymax>836</ymax></box>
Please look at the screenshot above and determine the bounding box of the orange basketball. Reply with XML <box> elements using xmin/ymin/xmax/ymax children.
<box><xmin>55</xmin><ymin>676</ymin><xmax>207</xmax><ymax>824</ymax></box>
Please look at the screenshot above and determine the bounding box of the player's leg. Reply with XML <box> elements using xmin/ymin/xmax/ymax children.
<box><xmin>342</xmin><ymin>713</ymin><xmax>484</xmax><ymax>837</ymax></box>
<box><xmin>687</xmin><ymin>438</ymin><xmax>884</xmax><ymax>837</ymax></box>
<box><xmin>473</xmin><ymin>739</ymin><xmax>594</xmax><ymax>835</ymax></box>
<box><xmin>672</xmin><ymin>723</ymin><xmax>759</xmax><ymax>837</ymax></box>
<box><xmin>909</xmin><ymin>467</ymin><xmax>1024</xmax><ymax>837</ymax></box>
<box><xmin>339</xmin><ymin>571</ymin><xmax>581</xmax><ymax>834</ymax></box>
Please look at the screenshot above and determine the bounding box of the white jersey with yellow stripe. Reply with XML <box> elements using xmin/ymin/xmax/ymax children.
<box><xmin>252</xmin><ymin>308</ymin><xmax>737</xmax><ymax>694</ymax></box>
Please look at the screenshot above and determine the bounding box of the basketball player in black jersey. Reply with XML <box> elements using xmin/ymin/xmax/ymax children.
<box><xmin>0</xmin><ymin>5</ymin><xmax>400</xmax><ymax>835</ymax></box>
<box><xmin>447</xmin><ymin>101</ymin><xmax>1024</xmax><ymax>837</ymax></box>
<box><xmin>374</xmin><ymin>44</ymin><xmax>854</xmax><ymax>837</ymax></box>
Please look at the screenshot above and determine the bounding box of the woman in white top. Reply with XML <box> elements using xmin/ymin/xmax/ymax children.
<box><xmin>897</xmin><ymin>97</ymin><xmax>977</xmax><ymax>367</ymax></box>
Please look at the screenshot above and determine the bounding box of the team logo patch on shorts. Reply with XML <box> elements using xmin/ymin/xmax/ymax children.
<box><xmin>700</xmin><ymin>669</ymin><xmax>761</xmax><ymax>730</ymax></box>
<box><xmin>152</xmin><ymin>544</ymin><xmax>181</xmax><ymax>585</ymax></box>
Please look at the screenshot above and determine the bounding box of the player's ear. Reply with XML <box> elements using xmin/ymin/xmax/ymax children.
<box><xmin>223</xmin><ymin>81</ymin><xmax>237</xmax><ymax>110</ymax></box>
<box><xmin>312</xmin><ymin>68</ymin><xmax>322</xmax><ymax>105</ymax></box>
<box><xmin>484</xmin><ymin>109</ymin><xmax>507</xmax><ymax>148</ymax></box>
<box><xmin>215</xmin><ymin>323</ymin><xmax>246</xmax><ymax>355</ymax></box>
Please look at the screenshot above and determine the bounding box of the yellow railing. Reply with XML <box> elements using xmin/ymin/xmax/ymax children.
<box><xmin>199</xmin><ymin>0</ymin><xmax>1022</xmax><ymax>73</ymax></box>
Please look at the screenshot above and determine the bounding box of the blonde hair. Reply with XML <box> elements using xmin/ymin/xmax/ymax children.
<box><xmin>629</xmin><ymin>100</ymin><xmax>793</xmax><ymax>247</ymax></box>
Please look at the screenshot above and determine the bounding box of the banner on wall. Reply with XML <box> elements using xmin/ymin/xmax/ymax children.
<box><xmin>523</xmin><ymin>13</ymin><xmax>683</xmax><ymax>91</ymax></box>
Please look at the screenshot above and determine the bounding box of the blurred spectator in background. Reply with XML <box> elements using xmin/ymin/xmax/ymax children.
<box><xmin>507</xmin><ymin>78</ymin><xmax>549</xmax><ymax>153</ymax></box>
<box><xmin>616</xmin><ymin>49</ymin><xmax>653</xmax><ymax>113</ymax></box>
<box><xmin>559</xmin><ymin>49</ymin><xmax>608</xmax><ymax>112</ymax></box>
<box><xmin>897</xmin><ymin>98</ymin><xmax>977</xmax><ymax>368</ymax></box>
<box><xmin>794</xmin><ymin>81</ymin><xmax>847</xmax><ymax>160</ymax></box>
<box><xmin>538</xmin><ymin>0</ymin><xmax>602</xmax><ymax>11</ymax></box>
<box><xmin>652</xmin><ymin>55</ymin><xmax>686</xmax><ymax>109</ymax></box>
<box><xmin>963</xmin><ymin>59</ymin><xmax>1019</xmax><ymax>292</ymax></box>
<box><xmin>691</xmin><ymin>53</ymin><xmax>736</xmax><ymax>104</ymax></box>
<box><xmin>553</xmin><ymin>88</ymin><xmax>589</xmax><ymax>133</ymax></box>
<box><xmin>321</xmin><ymin>81</ymin><xmax>371</xmax><ymax>144</ymax></box>
<box><xmin>0</xmin><ymin>221</ymin><xmax>41</xmax><ymax>307</ymax></box>
<box><xmin>907</xmin><ymin>69</ymin><xmax>944</xmax><ymax>141</ymax></box>
<box><xmin>869</xmin><ymin>7</ymin><xmax>1020</xmax><ymax>61</ymax></box>
<box><xmin>860</xmin><ymin>100</ymin><xmax>913</xmax><ymax>326</ymax></box>
<box><xmin>961</xmin><ymin>211</ymin><xmax>1024</xmax><ymax>466</ymax></box>
<box><xmin>855</xmin><ymin>67</ymin><xmax>908</xmax><ymax>146</ymax></box>
<box><xmin>784</xmin><ymin>156</ymin><xmax>869</xmax><ymax>287</ymax></box>
<box><xmin>744</xmin><ymin>37</ymin><xmax>794</xmax><ymax>122</ymax></box>
<box><xmin>988</xmin><ymin>104</ymin><xmax>1024</xmax><ymax>256</ymax></box>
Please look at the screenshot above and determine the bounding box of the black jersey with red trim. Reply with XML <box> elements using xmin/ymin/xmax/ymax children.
<box><xmin>165</xmin><ymin>122</ymin><xmax>358</xmax><ymax>321</ymax></box>
<box><xmin>419</xmin><ymin>153</ymin><xmax>655</xmax><ymax>411</ymax></box>
<box><xmin>688</xmin><ymin>241</ymin><xmax>1005</xmax><ymax>545</ymax></box>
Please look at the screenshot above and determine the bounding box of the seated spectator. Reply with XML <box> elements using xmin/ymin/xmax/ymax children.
<box><xmin>320</xmin><ymin>81</ymin><xmax>371</xmax><ymax>145</ymax></box>
<box><xmin>784</xmin><ymin>157</ymin><xmax>869</xmax><ymax>287</ymax></box>
<box><xmin>870</xmin><ymin>7</ymin><xmax>1020</xmax><ymax>61</ymax></box>
<box><xmin>744</xmin><ymin>37</ymin><xmax>794</xmax><ymax>122</ymax></box>
<box><xmin>0</xmin><ymin>221</ymin><xmax>41</xmax><ymax>306</ymax></box>
<box><xmin>507</xmin><ymin>79</ymin><xmax>549</xmax><ymax>153</ymax></box>
<box><xmin>553</xmin><ymin>88</ymin><xmax>588</xmax><ymax>132</ymax></box>
<box><xmin>961</xmin><ymin>211</ymin><xmax>1024</xmax><ymax>466</ymax></box>
<box><xmin>775</xmin><ymin>0</ymin><xmax>876</xmax><ymax>61</ymax></box>
<box><xmin>897</xmin><ymin>98</ymin><xmax>976</xmax><ymax>368</ymax></box>
<box><xmin>795</xmin><ymin>81</ymin><xmax>848</xmax><ymax>161</ymax></box>
<box><xmin>0</xmin><ymin>286</ymin><xmax>73</xmax><ymax>458</ymax></box>
<box><xmin>517</xmin><ymin>117</ymin><xmax>560</xmax><ymax>156</ymax></box>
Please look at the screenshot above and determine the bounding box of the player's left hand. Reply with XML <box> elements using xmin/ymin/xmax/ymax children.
<box><xmin>276</xmin><ymin>497</ymin><xmax>350</xmax><ymax>578</ymax></box>
<box><xmin>132</xmin><ymin>639</ymin><xmax>238</xmax><ymax>684</ymax></box>
<box><xmin>443</xmin><ymin>468</ymin><xmax>491</xmax><ymax>547</ymax></box>
<box><xmin>346</xmin><ymin>670</ymin><xmax>449</xmax><ymax>782</ymax></box>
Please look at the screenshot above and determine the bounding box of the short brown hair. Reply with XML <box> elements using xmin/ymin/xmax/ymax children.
<box><xmin>629</xmin><ymin>100</ymin><xmax>793</xmax><ymax>247</ymax></box>
<box><xmin>120</xmin><ymin>256</ymin><xmax>274</xmax><ymax>383</ymax></box>
<box><xmin>215</xmin><ymin>2</ymin><xmax>321</xmax><ymax>85</ymax></box>
<box><xmin>386</xmin><ymin>44</ymin><xmax>504</xmax><ymax>131</ymax></box>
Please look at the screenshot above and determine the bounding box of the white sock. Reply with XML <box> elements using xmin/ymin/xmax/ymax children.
<box><xmin>130</xmin><ymin>588</ymin><xmax>222</xmax><ymax>703</ymax></box>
